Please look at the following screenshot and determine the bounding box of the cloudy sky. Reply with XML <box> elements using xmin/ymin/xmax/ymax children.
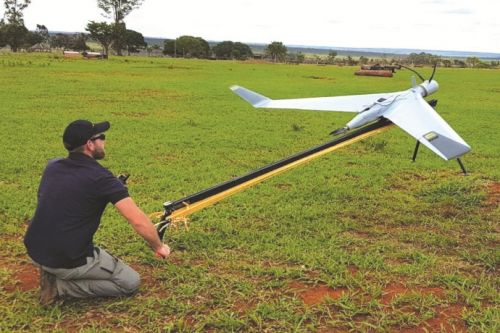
<box><xmin>3</xmin><ymin>0</ymin><xmax>499</xmax><ymax>53</ymax></box>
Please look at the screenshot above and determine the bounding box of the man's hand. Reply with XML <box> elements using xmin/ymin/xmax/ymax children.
<box><xmin>155</xmin><ymin>244</ymin><xmax>171</xmax><ymax>259</ymax></box>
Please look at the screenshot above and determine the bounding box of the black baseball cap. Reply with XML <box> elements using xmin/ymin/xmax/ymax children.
<box><xmin>63</xmin><ymin>120</ymin><xmax>110</xmax><ymax>151</ymax></box>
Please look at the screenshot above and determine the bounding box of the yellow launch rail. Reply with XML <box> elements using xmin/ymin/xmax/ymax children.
<box><xmin>157</xmin><ymin>118</ymin><xmax>394</xmax><ymax>239</ymax></box>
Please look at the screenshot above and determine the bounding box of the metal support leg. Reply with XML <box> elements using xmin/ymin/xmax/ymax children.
<box><xmin>412</xmin><ymin>141</ymin><xmax>420</xmax><ymax>162</ymax></box>
<box><xmin>457</xmin><ymin>158</ymin><xmax>468</xmax><ymax>175</ymax></box>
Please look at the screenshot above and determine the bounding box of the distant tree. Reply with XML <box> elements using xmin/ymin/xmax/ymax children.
<box><xmin>476</xmin><ymin>62</ymin><xmax>490</xmax><ymax>68</ymax></box>
<box><xmin>265</xmin><ymin>41</ymin><xmax>287</xmax><ymax>62</ymax></box>
<box><xmin>2</xmin><ymin>22</ymin><xmax>27</xmax><ymax>51</ymax></box>
<box><xmin>97</xmin><ymin>0</ymin><xmax>144</xmax><ymax>22</ymax></box>
<box><xmin>286</xmin><ymin>51</ymin><xmax>305</xmax><ymax>64</ymax></box>
<box><xmin>3</xmin><ymin>0</ymin><xmax>31</xmax><ymax>25</ymax></box>
<box><xmin>111</xmin><ymin>21</ymin><xmax>126</xmax><ymax>55</ymax></box>
<box><xmin>406</xmin><ymin>52</ymin><xmax>441</xmax><ymax>66</ymax></box>
<box><xmin>163</xmin><ymin>39</ymin><xmax>176</xmax><ymax>56</ymax></box>
<box><xmin>453</xmin><ymin>59</ymin><xmax>466</xmax><ymax>68</ymax></box>
<box><xmin>2</xmin><ymin>0</ymin><xmax>31</xmax><ymax>51</ymax></box>
<box><xmin>213</xmin><ymin>41</ymin><xmax>234</xmax><ymax>59</ymax></box>
<box><xmin>346</xmin><ymin>55</ymin><xmax>358</xmax><ymax>66</ymax></box>
<box><xmin>34</xmin><ymin>24</ymin><xmax>49</xmax><ymax>43</ymax></box>
<box><xmin>124</xmin><ymin>29</ymin><xmax>146</xmax><ymax>55</ymax></box>
<box><xmin>69</xmin><ymin>33</ymin><xmax>89</xmax><ymax>51</ymax></box>
<box><xmin>442</xmin><ymin>59</ymin><xmax>452</xmax><ymax>68</ymax></box>
<box><xmin>23</xmin><ymin>30</ymin><xmax>42</xmax><ymax>47</ymax></box>
<box><xmin>50</xmin><ymin>33</ymin><xmax>71</xmax><ymax>49</ymax></box>
<box><xmin>466</xmin><ymin>56</ymin><xmax>481</xmax><ymax>68</ymax></box>
<box><xmin>296</xmin><ymin>51</ymin><xmax>305</xmax><ymax>64</ymax></box>
<box><xmin>213</xmin><ymin>41</ymin><xmax>253</xmax><ymax>60</ymax></box>
<box><xmin>23</xmin><ymin>24</ymin><xmax>50</xmax><ymax>48</ymax></box>
<box><xmin>146</xmin><ymin>43</ymin><xmax>160</xmax><ymax>56</ymax></box>
<box><xmin>164</xmin><ymin>35</ymin><xmax>210</xmax><ymax>58</ymax></box>
<box><xmin>327</xmin><ymin>50</ymin><xmax>337</xmax><ymax>64</ymax></box>
<box><xmin>97</xmin><ymin>0</ymin><xmax>144</xmax><ymax>55</ymax></box>
<box><xmin>232</xmin><ymin>42</ymin><xmax>253</xmax><ymax>60</ymax></box>
<box><xmin>86</xmin><ymin>21</ymin><xmax>114</xmax><ymax>56</ymax></box>
<box><xmin>0</xmin><ymin>19</ymin><xmax>6</xmax><ymax>47</ymax></box>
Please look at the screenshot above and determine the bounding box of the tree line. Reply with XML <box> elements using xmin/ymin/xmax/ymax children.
<box><xmin>0</xmin><ymin>0</ymin><xmax>148</xmax><ymax>56</ymax></box>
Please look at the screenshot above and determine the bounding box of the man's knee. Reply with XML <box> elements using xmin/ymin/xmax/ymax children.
<box><xmin>118</xmin><ymin>268</ymin><xmax>140</xmax><ymax>295</ymax></box>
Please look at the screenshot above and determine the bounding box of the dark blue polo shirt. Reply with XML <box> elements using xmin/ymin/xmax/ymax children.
<box><xmin>24</xmin><ymin>153</ymin><xmax>129</xmax><ymax>268</ymax></box>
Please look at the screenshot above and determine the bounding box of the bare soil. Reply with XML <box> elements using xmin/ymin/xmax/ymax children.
<box><xmin>289</xmin><ymin>281</ymin><xmax>347</xmax><ymax>306</ymax></box>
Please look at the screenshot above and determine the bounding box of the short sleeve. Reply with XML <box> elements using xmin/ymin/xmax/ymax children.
<box><xmin>95</xmin><ymin>169</ymin><xmax>130</xmax><ymax>204</ymax></box>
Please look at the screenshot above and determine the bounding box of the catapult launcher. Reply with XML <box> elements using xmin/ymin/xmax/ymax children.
<box><xmin>156</xmin><ymin>66</ymin><xmax>471</xmax><ymax>239</ymax></box>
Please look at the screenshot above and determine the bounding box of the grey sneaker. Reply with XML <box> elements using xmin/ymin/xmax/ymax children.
<box><xmin>39</xmin><ymin>268</ymin><xmax>58</xmax><ymax>306</ymax></box>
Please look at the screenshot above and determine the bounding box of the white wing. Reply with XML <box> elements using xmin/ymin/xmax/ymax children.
<box><xmin>231</xmin><ymin>85</ymin><xmax>402</xmax><ymax>113</ymax></box>
<box><xmin>383</xmin><ymin>91</ymin><xmax>470</xmax><ymax>160</ymax></box>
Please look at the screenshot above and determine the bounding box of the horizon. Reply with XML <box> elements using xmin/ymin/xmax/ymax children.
<box><xmin>43</xmin><ymin>29</ymin><xmax>500</xmax><ymax>58</ymax></box>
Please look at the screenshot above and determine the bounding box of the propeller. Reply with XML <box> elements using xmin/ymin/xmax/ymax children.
<box><xmin>428</xmin><ymin>63</ymin><xmax>437</xmax><ymax>82</ymax></box>
<box><xmin>399</xmin><ymin>63</ymin><xmax>438</xmax><ymax>82</ymax></box>
<box><xmin>399</xmin><ymin>64</ymin><xmax>425</xmax><ymax>81</ymax></box>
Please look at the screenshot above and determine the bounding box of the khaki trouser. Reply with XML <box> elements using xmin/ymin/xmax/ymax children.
<box><xmin>38</xmin><ymin>247</ymin><xmax>140</xmax><ymax>298</ymax></box>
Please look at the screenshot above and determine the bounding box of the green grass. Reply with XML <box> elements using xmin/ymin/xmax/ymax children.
<box><xmin>0</xmin><ymin>53</ymin><xmax>498</xmax><ymax>332</ymax></box>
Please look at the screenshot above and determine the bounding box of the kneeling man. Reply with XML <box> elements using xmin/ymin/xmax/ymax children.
<box><xmin>24</xmin><ymin>120</ymin><xmax>170</xmax><ymax>305</ymax></box>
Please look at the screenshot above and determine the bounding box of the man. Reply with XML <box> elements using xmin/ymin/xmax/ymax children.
<box><xmin>24</xmin><ymin>120</ymin><xmax>170</xmax><ymax>305</ymax></box>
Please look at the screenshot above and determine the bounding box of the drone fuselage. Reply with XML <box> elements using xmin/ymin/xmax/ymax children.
<box><xmin>345</xmin><ymin>80</ymin><xmax>439</xmax><ymax>131</ymax></box>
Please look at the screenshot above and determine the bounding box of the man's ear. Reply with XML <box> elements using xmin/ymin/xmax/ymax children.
<box><xmin>84</xmin><ymin>140</ymin><xmax>94</xmax><ymax>152</ymax></box>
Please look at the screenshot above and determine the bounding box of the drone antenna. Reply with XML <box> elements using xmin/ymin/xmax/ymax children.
<box><xmin>399</xmin><ymin>64</ymin><xmax>425</xmax><ymax>82</ymax></box>
<box><xmin>429</xmin><ymin>63</ymin><xmax>437</xmax><ymax>82</ymax></box>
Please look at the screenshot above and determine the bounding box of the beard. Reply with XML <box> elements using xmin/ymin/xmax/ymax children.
<box><xmin>92</xmin><ymin>146</ymin><xmax>105</xmax><ymax>160</ymax></box>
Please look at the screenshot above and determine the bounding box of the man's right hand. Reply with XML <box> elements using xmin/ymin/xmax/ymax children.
<box><xmin>155</xmin><ymin>244</ymin><xmax>171</xmax><ymax>259</ymax></box>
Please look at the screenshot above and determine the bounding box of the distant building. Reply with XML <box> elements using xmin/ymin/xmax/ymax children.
<box><xmin>29</xmin><ymin>43</ymin><xmax>51</xmax><ymax>53</ymax></box>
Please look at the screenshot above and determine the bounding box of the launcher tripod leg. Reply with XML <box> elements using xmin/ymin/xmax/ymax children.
<box><xmin>457</xmin><ymin>158</ymin><xmax>468</xmax><ymax>175</ymax></box>
<box><xmin>412</xmin><ymin>141</ymin><xmax>421</xmax><ymax>162</ymax></box>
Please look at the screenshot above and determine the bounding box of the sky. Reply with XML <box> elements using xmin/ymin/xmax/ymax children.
<box><xmin>3</xmin><ymin>0</ymin><xmax>500</xmax><ymax>53</ymax></box>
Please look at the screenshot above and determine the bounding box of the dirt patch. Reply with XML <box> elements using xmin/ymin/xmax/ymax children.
<box><xmin>347</xmin><ymin>265</ymin><xmax>359</xmax><ymax>275</ymax></box>
<box><xmin>381</xmin><ymin>283</ymin><xmax>445</xmax><ymax>305</ymax></box>
<box><xmin>438</xmin><ymin>203</ymin><xmax>461</xmax><ymax>218</ymax></box>
<box><xmin>233</xmin><ymin>298</ymin><xmax>257</xmax><ymax>314</ymax></box>
<box><xmin>304</xmin><ymin>75</ymin><xmax>335</xmax><ymax>80</ymax></box>
<box><xmin>344</xmin><ymin>230</ymin><xmax>372</xmax><ymax>239</ymax></box>
<box><xmin>318</xmin><ymin>328</ymin><xmax>349</xmax><ymax>333</ymax></box>
<box><xmin>484</xmin><ymin>182</ymin><xmax>500</xmax><ymax>208</ymax></box>
<box><xmin>56</xmin><ymin>309</ymin><xmax>122</xmax><ymax>332</ymax></box>
<box><xmin>275</xmin><ymin>183</ymin><xmax>292</xmax><ymax>190</ymax></box>
<box><xmin>0</xmin><ymin>257</ymin><xmax>39</xmax><ymax>292</ymax></box>
<box><xmin>289</xmin><ymin>281</ymin><xmax>347</xmax><ymax>306</ymax></box>
<box><xmin>130</xmin><ymin>263</ymin><xmax>172</xmax><ymax>298</ymax></box>
<box><xmin>397</xmin><ymin>304</ymin><xmax>467</xmax><ymax>332</ymax></box>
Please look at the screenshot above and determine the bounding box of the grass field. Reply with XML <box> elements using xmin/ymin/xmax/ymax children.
<box><xmin>0</xmin><ymin>53</ymin><xmax>498</xmax><ymax>332</ymax></box>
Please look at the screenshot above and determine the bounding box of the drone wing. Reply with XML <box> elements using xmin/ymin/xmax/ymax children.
<box><xmin>231</xmin><ymin>85</ymin><xmax>401</xmax><ymax>112</ymax></box>
<box><xmin>383</xmin><ymin>91</ymin><xmax>470</xmax><ymax>160</ymax></box>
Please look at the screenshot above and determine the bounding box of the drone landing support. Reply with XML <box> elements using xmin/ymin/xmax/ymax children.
<box><xmin>412</xmin><ymin>141</ymin><xmax>421</xmax><ymax>162</ymax></box>
<box><xmin>457</xmin><ymin>158</ymin><xmax>468</xmax><ymax>175</ymax></box>
<box><xmin>411</xmin><ymin>139</ymin><xmax>468</xmax><ymax>175</ymax></box>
